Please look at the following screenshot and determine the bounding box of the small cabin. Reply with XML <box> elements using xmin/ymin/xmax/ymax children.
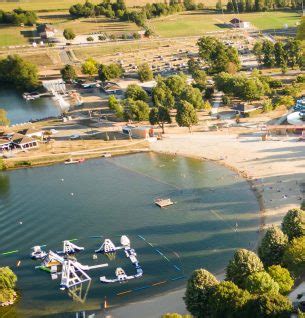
<box><xmin>37</xmin><ymin>24</ymin><xmax>56</xmax><ymax>39</ymax></box>
<box><xmin>0</xmin><ymin>139</ymin><xmax>11</xmax><ymax>152</ymax></box>
<box><xmin>230</xmin><ymin>18</ymin><xmax>251</xmax><ymax>29</ymax></box>
<box><xmin>102</xmin><ymin>82</ymin><xmax>123</xmax><ymax>94</ymax></box>
<box><xmin>122</xmin><ymin>125</ymin><xmax>154</xmax><ymax>139</ymax></box>
<box><xmin>17</xmin><ymin>128</ymin><xmax>44</xmax><ymax>139</ymax></box>
<box><xmin>234</xmin><ymin>103</ymin><xmax>262</xmax><ymax>116</ymax></box>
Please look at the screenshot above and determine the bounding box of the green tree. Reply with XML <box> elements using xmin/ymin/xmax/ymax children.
<box><xmin>165</xmin><ymin>74</ymin><xmax>188</xmax><ymax>98</ymax></box>
<box><xmin>123</xmin><ymin>98</ymin><xmax>150</xmax><ymax>121</ymax></box>
<box><xmin>125</xmin><ymin>84</ymin><xmax>148</xmax><ymax>102</ymax></box>
<box><xmin>152</xmin><ymin>77</ymin><xmax>175</xmax><ymax>109</ymax></box>
<box><xmin>267</xmin><ymin>265</ymin><xmax>294</xmax><ymax>295</ymax></box>
<box><xmin>258</xmin><ymin>226</ymin><xmax>288</xmax><ymax>266</ymax></box>
<box><xmin>138</xmin><ymin>63</ymin><xmax>153</xmax><ymax>82</ymax></box>
<box><xmin>253</xmin><ymin>41</ymin><xmax>263</xmax><ymax>65</ymax></box>
<box><xmin>262</xmin><ymin>99</ymin><xmax>273</xmax><ymax>112</ymax></box>
<box><xmin>183</xmin><ymin>269</ymin><xmax>218</xmax><ymax>318</ymax></box>
<box><xmin>149</xmin><ymin>106</ymin><xmax>171</xmax><ymax>133</ymax></box>
<box><xmin>81</xmin><ymin>58</ymin><xmax>98</xmax><ymax>77</ymax></box>
<box><xmin>262</xmin><ymin>40</ymin><xmax>275</xmax><ymax>67</ymax></box>
<box><xmin>245</xmin><ymin>271</ymin><xmax>279</xmax><ymax>295</ymax></box>
<box><xmin>181</xmin><ymin>86</ymin><xmax>204</xmax><ymax>110</ymax></box>
<box><xmin>0</xmin><ymin>267</ymin><xmax>17</xmax><ymax>303</ymax></box>
<box><xmin>0</xmin><ymin>109</ymin><xmax>10</xmax><ymax>127</ymax></box>
<box><xmin>226</xmin><ymin>249</ymin><xmax>264</xmax><ymax>288</ymax></box>
<box><xmin>60</xmin><ymin>64</ymin><xmax>77</xmax><ymax>83</ymax></box>
<box><xmin>203</xmin><ymin>100</ymin><xmax>212</xmax><ymax>111</ymax></box>
<box><xmin>243</xmin><ymin>293</ymin><xmax>292</xmax><ymax>318</ymax></box>
<box><xmin>274</xmin><ymin>42</ymin><xmax>287</xmax><ymax>68</ymax></box>
<box><xmin>209</xmin><ymin>281</ymin><xmax>250</xmax><ymax>318</ymax></box>
<box><xmin>282</xmin><ymin>208</ymin><xmax>305</xmax><ymax>240</ymax></box>
<box><xmin>63</xmin><ymin>28</ymin><xmax>76</xmax><ymax>40</ymax></box>
<box><xmin>283</xmin><ymin>236</ymin><xmax>305</xmax><ymax>276</ymax></box>
<box><xmin>297</xmin><ymin>17</ymin><xmax>305</xmax><ymax>40</ymax></box>
<box><xmin>176</xmin><ymin>100</ymin><xmax>198</xmax><ymax>132</ymax></box>
<box><xmin>0</xmin><ymin>55</ymin><xmax>39</xmax><ymax>91</ymax></box>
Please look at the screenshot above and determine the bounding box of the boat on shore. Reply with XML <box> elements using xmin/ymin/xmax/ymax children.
<box><xmin>154</xmin><ymin>198</ymin><xmax>174</xmax><ymax>208</ymax></box>
<box><xmin>23</xmin><ymin>92</ymin><xmax>41</xmax><ymax>101</ymax></box>
<box><xmin>64</xmin><ymin>158</ymin><xmax>85</xmax><ymax>165</ymax></box>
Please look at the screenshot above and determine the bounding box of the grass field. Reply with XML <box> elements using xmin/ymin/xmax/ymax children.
<box><xmin>150</xmin><ymin>10</ymin><xmax>301</xmax><ymax>37</ymax></box>
<box><xmin>73</xmin><ymin>40</ymin><xmax>170</xmax><ymax>60</ymax></box>
<box><xmin>0</xmin><ymin>0</ymin><xmax>211</xmax><ymax>11</ymax></box>
<box><xmin>0</xmin><ymin>25</ymin><xmax>33</xmax><ymax>46</ymax></box>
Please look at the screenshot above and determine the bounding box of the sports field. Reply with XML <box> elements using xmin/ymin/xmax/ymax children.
<box><xmin>150</xmin><ymin>10</ymin><xmax>301</xmax><ymax>37</ymax></box>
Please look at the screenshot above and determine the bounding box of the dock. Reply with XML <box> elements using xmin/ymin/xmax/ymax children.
<box><xmin>154</xmin><ymin>198</ymin><xmax>174</xmax><ymax>208</ymax></box>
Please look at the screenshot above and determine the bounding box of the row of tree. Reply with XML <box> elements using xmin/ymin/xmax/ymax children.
<box><xmin>214</xmin><ymin>71</ymin><xmax>271</xmax><ymax>101</ymax></box>
<box><xmin>0</xmin><ymin>55</ymin><xmax>39</xmax><ymax>91</ymax></box>
<box><xmin>184</xmin><ymin>206</ymin><xmax>305</xmax><ymax>317</ymax></box>
<box><xmin>0</xmin><ymin>8</ymin><xmax>37</xmax><ymax>26</ymax></box>
<box><xmin>226</xmin><ymin>0</ymin><xmax>301</xmax><ymax>13</ymax></box>
<box><xmin>69</xmin><ymin>0</ymin><xmax>198</xmax><ymax>28</ymax></box>
<box><xmin>253</xmin><ymin>39</ymin><xmax>303</xmax><ymax>70</ymax></box>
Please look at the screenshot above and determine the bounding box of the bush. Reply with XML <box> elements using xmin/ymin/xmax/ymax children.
<box><xmin>63</xmin><ymin>28</ymin><xmax>75</xmax><ymax>40</ymax></box>
<box><xmin>226</xmin><ymin>249</ymin><xmax>264</xmax><ymax>288</ymax></box>
<box><xmin>263</xmin><ymin>99</ymin><xmax>274</xmax><ymax>112</ymax></box>
<box><xmin>297</xmin><ymin>74</ymin><xmax>305</xmax><ymax>83</ymax></box>
<box><xmin>184</xmin><ymin>269</ymin><xmax>218</xmax><ymax>317</ymax></box>
<box><xmin>267</xmin><ymin>265</ymin><xmax>294</xmax><ymax>295</ymax></box>
<box><xmin>282</xmin><ymin>208</ymin><xmax>305</xmax><ymax>240</ymax></box>
<box><xmin>98</xmin><ymin>34</ymin><xmax>106</xmax><ymax>41</ymax></box>
<box><xmin>258</xmin><ymin>226</ymin><xmax>288</xmax><ymax>266</ymax></box>
<box><xmin>87</xmin><ymin>36</ymin><xmax>94</xmax><ymax>42</ymax></box>
<box><xmin>138</xmin><ymin>63</ymin><xmax>153</xmax><ymax>82</ymax></box>
<box><xmin>245</xmin><ymin>271</ymin><xmax>279</xmax><ymax>295</ymax></box>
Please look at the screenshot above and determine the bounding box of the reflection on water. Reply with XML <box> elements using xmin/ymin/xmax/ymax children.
<box><xmin>0</xmin><ymin>153</ymin><xmax>260</xmax><ymax>317</ymax></box>
<box><xmin>0</xmin><ymin>173</ymin><xmax>9</xmax><ymax>198</ymax></box>
<box><xmin>0</xmin><ymin>88</ymin><xmax>60</xmax><ymax>124</ymax></box>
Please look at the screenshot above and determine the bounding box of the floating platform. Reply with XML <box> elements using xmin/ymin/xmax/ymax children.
<box><xmin>154</xmin><ymin>198</ymin><xmax>174</xmax><ymax>208</ymax></box>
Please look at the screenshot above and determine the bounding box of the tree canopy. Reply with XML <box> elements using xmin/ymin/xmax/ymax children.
<box><xmin>226</xmin><ymin>249</ymin><xmax>264</xmax><ymax>288</ymax></box>
<box><xmin>258</xmin><ymin>226</ymin><xmax>288</xmax><ymax>266</ymax></box>
<box><xmin>267</xmin><ymin>265</ymin><xmax>294</xmax><ymax>295</ymax></box>
<box><xmin>209</xmin><ymin>281</ymin><xmax>251</xmax><ymax>318</ymax></box>
<box><xmin>149</xmin><ymin>106</ymin><xmax>171</xmax><ymax>133</ymax></box>
<box><xmin>98</xmin><ymin>63</ymin><xmax>123</xmax><ymax>81</ymax></box>
<box><xmin>125</xmin><ymin>84</ymin><xmax>148</xmax><ymax>102</ymax></box>
<box><xmin>63</xmin><ymin>28</ymin><xmax>76</xmax><ymax>40</ymax></box>
<box><xmin>283</xmin><ymin>236</ymin><xmax>305</xmax><ymax>277</ymax></box>
<box><xmin>243</xmin><ymin>293</ymin><xmax>292</xmax><ymax>318</ymax></box>
<box><xmin>0</xmin><ymin>8</ymin><xmax>37</xmax><ymax>26</ymax></box>
<box><xmin>0</xmin><ymin>267</ymin><xmax>17</xmax><ymax>303</ymax></box>
<box><xmin>123</xmin><ymin>98</ymin><xmax>150</xmax><ymax>121</ymax></box>
<box><xmin>245</xmin><ymin>271</ymin><xmax>279</xmax><ymax>295</ymax></box>
<box><xmin>60</xmin><ymin>65</ymin><xmax>77</xmax><ymax>83</ymax></box>
<box><xmin>0</xmin><ymin>55</ymin><xmax>39</xmax><ymax>91</ymax></box>
<box><xmin>184</xmin><ymin>269</ymin><xmax>218</xmax><ymax>317</ymax></box>
<box><xmin>176</xmin><ymin>100</ymin><xmax>198</xmax><ymax>132</ymax></box>
<box><xmin>282</xmin><ymin>208</ymin><xmax>305</xmax><ymax>241</ymax></box>
<box><xmin>81</xmin><ymin>58</ymin><xmax>98</xmax><ymax>76</ymax></box>
<box><xmin>138</xmin><ymin>63</ymin><xmax>153</xmax><ymax>82</ymax></box>
<box><xmin>197</xmin><ymin>36</ymin><xmax>240</xmax><ymax>74</ymax></box>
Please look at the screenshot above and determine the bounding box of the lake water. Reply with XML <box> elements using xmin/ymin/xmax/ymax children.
<box><xmin>0</xmin><ymin>153</ymin><xmax>260</xmax><ymax>317</ymax></box>
<box><xmin>0</xmin><ymin>89</ymin><xmax>60</xmax><ymax>124</ymax></box>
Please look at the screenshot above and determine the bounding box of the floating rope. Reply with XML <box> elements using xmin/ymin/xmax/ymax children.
<box><xmin>1</xmin><ymin>250</ymin><xmax>19</xmax><ymax>255</ymax></box>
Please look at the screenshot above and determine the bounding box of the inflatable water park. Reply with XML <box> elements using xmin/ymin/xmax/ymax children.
<box><xmin>30</xmin><ymin>236</ymin><xmax>143</xmax><ymax>292</ymax></box>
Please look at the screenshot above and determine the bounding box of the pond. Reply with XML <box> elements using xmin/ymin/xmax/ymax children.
<box><xmin>0</xmin><ymin>153</ymin><xmax>260</xmax><ymax>317</ymax></box>
<box><xmin>0</xmin><ymin>88</ymin><xmax>60</xmax><ymax>125</ymax></box>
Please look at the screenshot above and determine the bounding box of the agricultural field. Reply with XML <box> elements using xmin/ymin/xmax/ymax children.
<box><xmin>150</xmin><ymin>10</ymin><xmax>301</xmax><ymax>37</ymax></box>
<box><xmin>0</xmin><ymin>25</ymin><xmax>34</xmax><ymax>46</ymax></box>
<box><xmin>0</xmin><ymin>0</ymin><xmax>210</xmax><ymax>12</ymax></box>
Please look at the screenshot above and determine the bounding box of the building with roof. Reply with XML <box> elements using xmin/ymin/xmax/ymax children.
<box><xmin>11</xmin><ymin>133</ymin><xmax>39</xmax><ymax>150</ymax></box>
<box><xmin>234</xmin><ymin>103</ymin><xmax>262</xmax><ymax>116</ymax></box>
<box><xmin>122</xmin><ymin>125</ymin><xmax>155</xmax><ymax>139</ymax></box>
<box><xmin>102</xmin><ymin>82</ymin><xmax>123</xmax><ymax>94</ymax></box>
<box><xmin>0</xmin><ymin>139</ymin><xmax>11</xmax><ymax>152</ymax></box>
<box><xmin>230</xmin><ymin>18</ymin><xmax>251</xmax><ymax>29</ymax></box>
<box><xmin>37</xmin><ymin>24</ymin><xmax>56</xmax><ymax>39</ymax></box>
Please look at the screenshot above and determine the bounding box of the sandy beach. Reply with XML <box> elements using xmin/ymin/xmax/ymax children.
<box><xmin>106</xmin><ymin>130</ymin><xmax>305</xmax><ymax>318</ymax></box>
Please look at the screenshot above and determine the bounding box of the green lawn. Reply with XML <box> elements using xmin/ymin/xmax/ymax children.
<box><xmin>150</xmin><ymin>10</ymin><xmax>301</xmax><ymax>38</ymax></box>
<box><xmin>0</xmin><ymin>25</ymin><xmax>33</xmax><ymax>46</ymax></box>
